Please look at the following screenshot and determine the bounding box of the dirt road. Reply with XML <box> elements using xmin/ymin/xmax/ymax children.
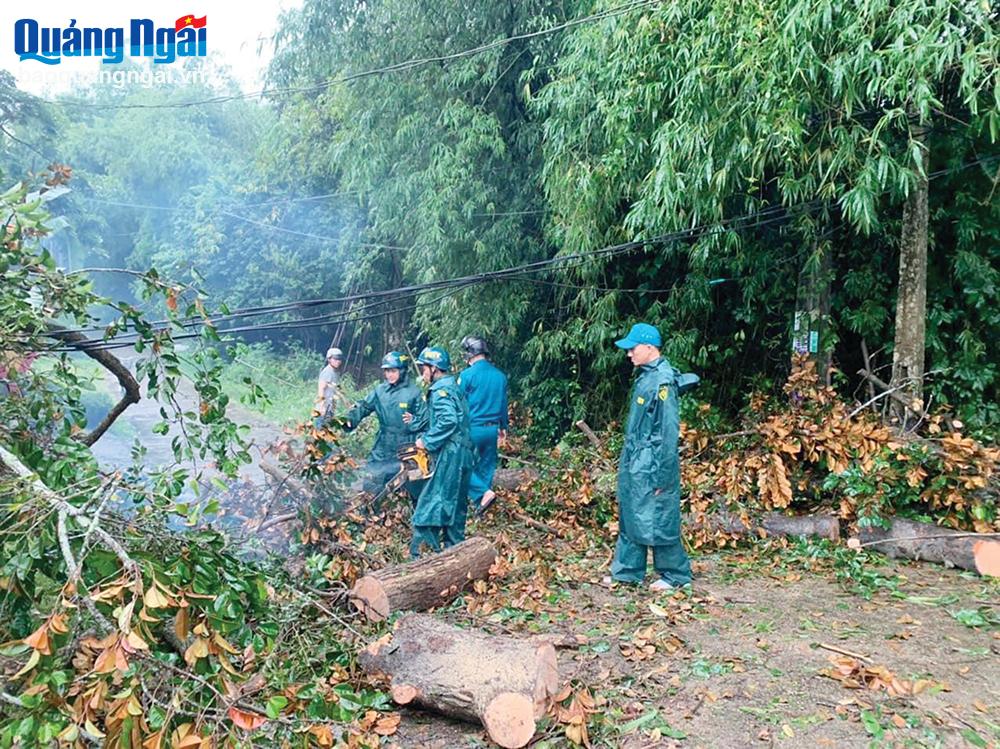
<box><xmin>88</xmin><ymin>364</ymin><xmax>284</xmax><ymax>485</ymax></box>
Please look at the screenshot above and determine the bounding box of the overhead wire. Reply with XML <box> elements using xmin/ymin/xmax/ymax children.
<box><xmin>53</xmin><ymin>197</ymin><xmax>821</xmax><ymax>341</ymax></box>
<box><xmin>74</xmin><ymin>194</ymin><xmax>508</xmax><ymax>250</ymax></box>
<box><xmin>40</xmin><ymin>0</ymin><xmax>665</xmax><ymax>111</ymax></box>
<box><xmin>215</xmin><ymin>210</ymin><xmax>410</xmax><ymax>249</ymax></box>
<box><xmin>44</xmin><ymin>202</ymin><xmax>832</xmax><ymax>352</ymax></box>
<box><xmin>44</xmin><ymin>150</ymin><xmax>1000</xmax><ymax>353</ymax></box>
<box><xmin>51</xmin><ymin>282</ymin><xmax>476</xmax><ymax>353</ymax></box>
<box><xmin>12</xmin><ymin>130</ymin><xmax>996</xmax><ymax>353</ymax></box>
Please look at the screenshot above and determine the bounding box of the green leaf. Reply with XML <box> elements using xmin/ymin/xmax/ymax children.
<box><xmin>619</xmin><ymin>711</ymin><xmax>659</xmax><ymax>734</ymax></box>
<box><xmin>265</xmin><ymin>695</ymin><xmax>288</xmax><ymax>719</ymax></box>
<box><xmin>860</xmin><ymin>710</ymin><xmax>884</xmax><ymax>738</ymax></box>
<box><xmin>961</xmin><ymin>729</ymin><xmax>988</xmax><ymax>748</ymax></box>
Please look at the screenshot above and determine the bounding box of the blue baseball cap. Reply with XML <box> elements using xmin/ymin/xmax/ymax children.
<box><xmin>615</xmin><ymin>322</ymin><xmax>662</xmax><ymax>349</ymax></box>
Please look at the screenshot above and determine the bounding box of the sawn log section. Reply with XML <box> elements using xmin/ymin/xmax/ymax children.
<box><xmin>350</xmin><ymin>536</ymin><xmax>497</xmax><ymax>621</ymax></box>
<box><xmin>689</xmin><ymin>511</ymin><xmax>841</xmax><ymax>541</ymax></box>
<box><xmin>859</xmin><ymin>517</ymin><xmax>1000</xmax><ymax>576</ymax></box>
<box><xmin>359</xmin><ymin>614</ymin><xmax>559</xmax><ymax>748</ymax></box>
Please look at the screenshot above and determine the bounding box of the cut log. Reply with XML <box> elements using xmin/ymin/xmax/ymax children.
<box><xmin>974</xmin><ymin>540</ymin><xmax>1000</xmax><ymax>577</ymax></box>
<box><xmin>859</xmin><ymin>518</ymin><xmax>1000</xmax><ymax>576</ymax></box>
<box><xmin>359</xmin><ymin>613</ymin><xmax>559</xmax><ymax>748</ymax></box>
<box><xmin>493</xmin><ymin>467</ymin><xmax>537</xmax><ymax>491</ymax></box>
<box><xmin>350</xmin><ymin>536</ymin><xmax>497</xmax><ymax>622</ymax></box>
<box><xmin>686</xmin><ymin>511</ymin><xmax>840</xmax><ymax>541</ymax></box>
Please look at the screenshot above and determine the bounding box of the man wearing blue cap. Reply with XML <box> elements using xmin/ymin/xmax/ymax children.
<box><xmin>411</xmin><ymin>346</ymin><xmax>474</xmax><ymax>557</ymax></box>
<box><xmin>607</xmin><ymin>322</ymin><xmax>694</xmax><ymax>592</ymax></box>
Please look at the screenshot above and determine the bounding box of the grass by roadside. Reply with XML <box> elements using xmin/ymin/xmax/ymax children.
<box><xmin>219</xmin><ymin>343</ymin><xmax>377</xmax><ymax>454</ymax></box>
<box><xmin>220</xmin><ymin>342</ymin><xmax>318</xmax><ymax>426</ymax></box>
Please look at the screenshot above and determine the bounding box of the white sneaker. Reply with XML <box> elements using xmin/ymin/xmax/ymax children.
<box><xmin>649</xmin><ymin>579</ymin><xmax>675</xmax><ymax>593</ymax></box>
<box><xmin>601</xmin><ymin>575</ymin><xmax>637</xmax><ymax>587</ymax></box>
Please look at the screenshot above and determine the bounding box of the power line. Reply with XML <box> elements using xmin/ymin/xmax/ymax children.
<box><xmin>50</xmin><ymin>282</ymin><xmax>473</xmax><ymax>353</ymax></box>
<box><xmin>75</xmin><ymin>190</ymin><xmax>359</xmax><ymax>212</ymax></box>
<box><xmin>41</xmin><ymin>0</ymin><xmax>663</xmax><ymax>111</ymax></box>
<box><xmin>216</xmin><ymin>210</ymin><xmax>410</xmax><ymax>249</ymax></box>
<box><xmin>45</xmin><ymin>202</ymin><xmax>826</xmax><ymax>351</ymax></box>
<box><xmin>73</xmin><ymin>199</ymin><xmax>813</xmax><ymax>335</ymax></box>
<box><xmin>239</xmin><ymin>191</ymin><xmax>361</xmax><ymax>208</ymax></box>
<box><xmin>73</xmin><ymin>194</ymin><xmax>516</xmax><ymax>249</ymax></box>
<box><xmin>30</xmin><ymin>153</ymin><xmax>1000</xmax><ymax>353</ymax></box>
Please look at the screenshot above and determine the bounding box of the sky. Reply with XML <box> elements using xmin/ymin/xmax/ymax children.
<box><xmin>0</xmin><ymin>0</ymin><xmax>303</xmax><ymax>96</ymax></box>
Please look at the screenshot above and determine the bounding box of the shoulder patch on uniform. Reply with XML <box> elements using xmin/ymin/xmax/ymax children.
<box><xmin>658</xmin><ymin>386</ymin><xmax>669</xmax><ymax>401</ymax></box>
<box><xmin>437</xmin><ymin>389</ymin><xmax>449</xmax><ymax>397</ymax></box>
<box><xmin>636</xmin><ymin>396</ymin><xmax>646</xmax><ymax>405</ymax></box>
<box><xmin>399</xmin><ymin>402</ymin><xmax>408</xmax><ymax>408</ymax></box>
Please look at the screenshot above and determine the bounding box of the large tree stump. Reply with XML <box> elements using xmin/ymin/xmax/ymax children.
<box><xmin>359</xmin><ymin>614</ymin><xmax>559</xmax><ymax>748</ymax></box>
<box><xmin>350</xmin><ymin>536</ymin><xmax>497</xmax><ymax>621</ymax></box>
<box><xmin>686</xmin><ymin>511</ymin><xmax>840</xmax><ymax>541</ymax></box>
<box><xmin>859</xmin><ymin>518</ymin><xmax>1000</xmax><ymax>576</ymax></box>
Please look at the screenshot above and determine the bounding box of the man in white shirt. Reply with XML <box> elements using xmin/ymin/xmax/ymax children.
<box><xmin>315</xmin><ymin>347</ymin><xmax>345</xmax><ymax>422</ymax></box>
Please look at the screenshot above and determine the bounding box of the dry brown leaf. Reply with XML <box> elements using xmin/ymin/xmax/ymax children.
<box><xmin>308</xmin><ymin>725</ymin><xmax>335</xmax><ymax>747</ymax></box>
<box><xmin>184</xmin><ymin>637</ymin><xmax>209</xmax><ymax>666</ymax></box>
<box><xmin>227</xmin><ymin>707</ymin><xmax>267</xmax><ymax>731</ymax></box>
<box><xmin>374</xmin><ymin>714</ymin><xmax>401</xmax><ymax>736</ymax></box>
<box><xmin>22</xmin><ymin>622</ymin><xmax>52</xmax><ymax>654</ymax></box>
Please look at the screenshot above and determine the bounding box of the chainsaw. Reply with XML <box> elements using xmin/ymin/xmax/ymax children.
<box><xmin>387</xmin><ymin>443</ymin><xmax>434</xmax><ymax>492</ymax></box>
<box><xmin>360</xmin><ymin>443</ymin><xmax>434</xmax><ymax>511</ymax></box>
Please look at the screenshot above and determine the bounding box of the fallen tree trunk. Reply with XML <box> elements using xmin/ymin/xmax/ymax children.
<box><xmin>686</xmin><ymin>511</ymin><xmax>841</xmax><ymax>541</ymax></box>
<box><xmin>350</xmin><ymin>536</ymin><xmax>497</xmax><ymax>621</ymax></box>
<box><xmin>858</xmin><ymin>518</ymin><xmax>1000</xmax><ymax>576</ymax></box>
<box><xmin>359</xmin><ymin>614</ymin><xmax>559</xmax><ymax>748</ymax></box>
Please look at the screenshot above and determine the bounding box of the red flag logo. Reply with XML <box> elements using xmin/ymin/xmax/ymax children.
<box><xmin>174</xmin><ymin>15</ymin><xmax>207</xmax><ymax>33</ymax></box>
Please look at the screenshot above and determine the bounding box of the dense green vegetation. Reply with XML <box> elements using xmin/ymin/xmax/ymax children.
<box><xmin>2</xmin><ymin>0</ymin><xmax>996</xmax><ymax>440</ymax></box>
<box><xmin>0</xmin><ymin>3</ymin><xmax>997</xmax><ymax>745</ymax></box>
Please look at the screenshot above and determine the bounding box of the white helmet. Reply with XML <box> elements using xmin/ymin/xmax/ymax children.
<box><xmin>326</xmin><ymin>347</ymin><xmax>344</xmax><ymax>360</ymax></box>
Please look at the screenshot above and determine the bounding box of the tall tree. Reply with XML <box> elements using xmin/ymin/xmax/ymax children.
<box><xmin>267</xmin><ymin>0</ymin><xmax>562</xmax><ymax>358</ymax></box>
<box><xmin>891</xmin><ymin>126</ymin><xmax>929</xmax><ymax>422</ymax></box>
<box><xmin>537</xmin><ymin>0</ymin><xmax>999</xmax><ymax>425</ymax></box>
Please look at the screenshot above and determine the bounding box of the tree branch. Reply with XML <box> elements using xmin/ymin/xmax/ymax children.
<box><xmin>256</xmin><ymin>511</ymin><xmax>298</xmax><ymax>532</ymax></box>
<box><xmin>0</xmin><ymin>443</ymin><xmax>140</xmax><ymax>580</ymax></box>
<box><xmin>857</xmin><ymin>368</ymin><xmax>929</xmax><ymax>421</ymax></box>
<box><xmin>0</xmin><ymin>685</ymin><xmax>25</xmax><ymax>708</ymax></box>
<box><xmin>574</xmin><ymin>420</ymin><xmax>603</xmax><ymax>449</ymax></box>
<box><xmin>57</xmin><ymin>509</ymin><xmax>114</xmax><ymax>633</ymax></box>
<box><xmin>45</xmin><ymin>323</ymin><xmax>141</xmax><ymax>446</ymax></box>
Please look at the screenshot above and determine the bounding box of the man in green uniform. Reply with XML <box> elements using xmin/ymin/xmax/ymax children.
<box><xmin>343</xmin><ymin>352</ymin><xmax>428</xmax><ymax>496</ymax></box>
<box><xmin>411</xmin><ymin>346</ymin><xmax>473</xmax><ymax>558</ymax></box>
<box><xmin>607</xmin><ymin>322</ymin><xmax>695</xmax><ymax>592</ymax></box>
